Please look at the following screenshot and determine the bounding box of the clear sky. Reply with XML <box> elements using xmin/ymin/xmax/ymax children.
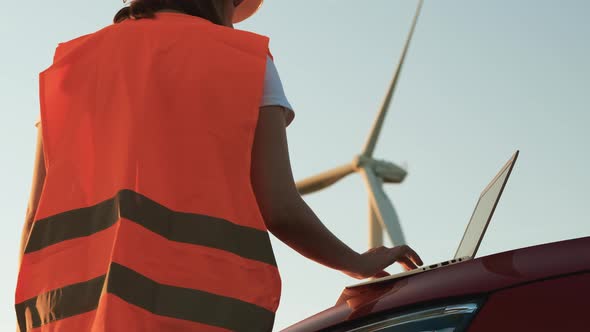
<box><xmin>1</xmin><ymin>0</ymin><xmax>589</xmax><ymax>330</ymax></box>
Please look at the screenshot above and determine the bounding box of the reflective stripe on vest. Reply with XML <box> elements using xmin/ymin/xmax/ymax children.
<box><xmin>15</xmin><ymin>12</ymin><xmax>281</xmax><ymax>332</ymax></box>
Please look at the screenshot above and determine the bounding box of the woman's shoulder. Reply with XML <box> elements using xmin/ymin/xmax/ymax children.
<box><xmin>262</xmin><ymin>56</ymin><xmax>295</xmax><ymax>127</ymax></box>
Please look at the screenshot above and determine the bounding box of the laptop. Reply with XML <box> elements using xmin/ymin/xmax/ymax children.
<box><xmin>347</xmin><ymin>150</ymin><xmax>520</xmax><ymax>289</ymax></box>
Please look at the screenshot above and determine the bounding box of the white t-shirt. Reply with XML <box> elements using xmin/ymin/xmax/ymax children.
<box><xmin>261</xmin><ymin>55</ymin><xmax>295</xmax><ymax>126</ymax></box>
<box><xmin>35</xmin><ymin>55</ymin><xmax>295</xmax><ymax>127</ymax></box>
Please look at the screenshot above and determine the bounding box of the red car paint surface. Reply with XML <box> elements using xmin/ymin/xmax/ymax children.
<box><xmin>467</xmin><ymin>272</ymin><xmax>589</xmax><ymax>331</ymax></box>
<box><xmin>281</xmin><ymin>236</ymin><xmax>590</xmax><ymax>332</ymax></box>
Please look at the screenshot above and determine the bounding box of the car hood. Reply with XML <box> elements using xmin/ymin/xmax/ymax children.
<box><xmin>282</xmin><ymin>236</ymin><xmax>590</xmax><ymax>332</ymax></box>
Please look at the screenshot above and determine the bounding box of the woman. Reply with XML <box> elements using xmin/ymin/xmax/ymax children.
<box><xmin>16</xmin><ymin>0</ymin><xmax>422</xmax><ymax>331</ymax></box>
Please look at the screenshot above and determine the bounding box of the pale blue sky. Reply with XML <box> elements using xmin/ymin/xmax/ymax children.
<box><xmin>1</xmin><ymin>1</ymin><xmax>589</xmax><ymax>330</ymax></box>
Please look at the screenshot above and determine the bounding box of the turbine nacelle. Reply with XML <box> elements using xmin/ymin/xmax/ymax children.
<box><xmin>353</xmin><ymin>155</ymin><xmax>407</xmax><ymax>183</ymax></box>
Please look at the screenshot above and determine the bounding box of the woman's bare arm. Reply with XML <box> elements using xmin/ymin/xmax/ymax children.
<box><xmin>251</xmin><ymin>106</ymin><xmax>361</xmax><ymax>273</ymax></box>
<box><xmin>251</xmin><ymin>107</ymin><xmax>423</xmax><ymax>279</ymax></box>
<box><xmin>19</xmin><ymin>124</ymin><xmax>46</xmax><ymax>267</ymax></box>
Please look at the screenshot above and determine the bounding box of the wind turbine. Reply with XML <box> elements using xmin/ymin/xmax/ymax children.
<box><xmin>295</xmin><ymin>0</ymin><xmax>424</xmax><ymax>249</ymax></box>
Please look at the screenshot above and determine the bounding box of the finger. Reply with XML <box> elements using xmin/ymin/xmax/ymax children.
<box><xmin>399</xmin><ymin>261</ymin><xmax>413</xmax><ymax>271</ymax></box>
<box><xmin>399</xmin><ymin>256</ymin><xmax>418</xmax><ymax>270</ymax></box>
<box><xmin>373</xmin><ymin>270</ymin><xmax>390</xmax><ymax>278</ymax></box>
<box><xmin>388</xmin><ymin>246</ymin><xmax>417</xmax><ymax>269</ymax></box>
<box><xmin>404</xmin><ymin>246</ymin><xmax>423</xmax><ymax>266</ymax></box>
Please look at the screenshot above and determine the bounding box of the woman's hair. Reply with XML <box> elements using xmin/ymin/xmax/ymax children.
<box><xmin>113</xmin><ymin>0</ymin><xmax>227</xmax><ymax>26</ymax></box>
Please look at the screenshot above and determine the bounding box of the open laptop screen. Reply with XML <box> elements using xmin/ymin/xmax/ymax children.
<box><xmin>454</xmin><ymin>152</ymin><xmax>518</xmax><ymax>259</ymax></box>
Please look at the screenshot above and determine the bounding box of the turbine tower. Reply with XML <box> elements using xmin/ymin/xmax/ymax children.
<box><xmin>295</xmin><ymin>0</ymin><xmax>424</xmax><ymax>249</ymax></box>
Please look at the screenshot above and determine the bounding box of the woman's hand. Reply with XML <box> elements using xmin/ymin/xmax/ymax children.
<box><xmin>343</xmin><ymin>245</ymin><xmax>423</xmax><ymax>280</ymax></box>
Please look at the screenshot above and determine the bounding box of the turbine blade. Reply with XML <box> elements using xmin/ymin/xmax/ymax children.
<box><xmin>369</xmin><ymin>198</ymin><xmax>384</xmax><ymax>248</ymax></box>
<box><xmin>361</xmin><ymin>0</ymin><xmax>425</xmax><ymax>157</ymax></box>
<box><xmin>295</xmin><ymin>163</ymin><xmax>356</xmax><ymax>195</ymax></box>
<box><xmin>360</xmin><ymin>168</ymin><xmax>406</xmax><ymax>246</ymax></box>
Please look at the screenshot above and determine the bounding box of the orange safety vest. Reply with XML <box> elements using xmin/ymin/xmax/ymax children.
<box><xmin>15</xmin><ymin>12</ymin><xmax>281</xmax><ymax>332</ymax></box>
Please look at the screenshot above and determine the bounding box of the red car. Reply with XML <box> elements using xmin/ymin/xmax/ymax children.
<box><xmin>282</xmin><ymin>236</ymin><xmax>590</xmax><ymax>331</ymax></box>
